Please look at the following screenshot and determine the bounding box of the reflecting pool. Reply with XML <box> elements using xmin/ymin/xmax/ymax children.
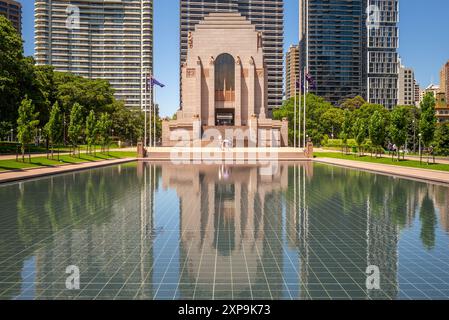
<box><xmin>1</xmin><ymin>162</ymin><xmax>449</xmax><ymax>300</ymax></box>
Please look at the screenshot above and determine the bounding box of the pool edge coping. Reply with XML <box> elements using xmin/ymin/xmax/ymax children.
<box><xmin>315</xmin><ymin>157</ymin><xmax>449</xmax><ymax>186</ymax></box>
<box><xmin>0</xmin><ymin>158</ymin><xmax>137</xmax><ymax>184</ymax></box>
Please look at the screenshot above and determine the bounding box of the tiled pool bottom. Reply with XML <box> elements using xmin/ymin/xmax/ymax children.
<box><xmin>1</xmin><ymin>162</ymin><xmax>449</xmax><ymax>300</ymax></box>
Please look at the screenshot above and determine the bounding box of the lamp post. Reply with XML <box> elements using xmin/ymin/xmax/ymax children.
<box><xmin>63</xmin><ymin>118</ymin><xmax>67</xmax><ymax>146</ymax></box>
<box><xmin>418</xmin><ymin>133</ymin><xmax>422</xmax><ymax>164</ymax></box>
<box><xmin>38</xmin><ymin>128</ymin><xmax>42</xmax><ymax>146</ymax></box>
<box><xmin>10</xmin><ymin>128</ymin><xmax>13</xmax><ymax>142</ymax></box>
<box><xmin>412</xmin><ymin>119</ymin><xmax>416</xmax><ymax>154</ymax></box>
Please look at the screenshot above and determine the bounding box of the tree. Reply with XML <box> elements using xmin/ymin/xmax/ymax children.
<box><xmin>340</xmin><ymin>96</ymin><xmax>366</xmax><ymax>111</ymax></box>
<box><xmin>369</xmin><ymin>111</ymin><xmax>386</xmax><ymax>157</ymax></box>
<box><xmin>29</xmin><ymin>64</ymin><xmax>57</xmax><ymax>126</ymax></box>
<box><xmin>405</xmin><ymin>105</ymin><xmax>420</xmax><ymax>153</ymax></box>
<box><xmin>17</xmin><ymin>97</ymin><xmax>40</xmax><ymax>162</ymax></box>
<box><xmin>389</xmin><ymin>106</ymin><xmax>409</xmax><ymax>160</ymax></box>
<box><xmin>110</xmin><ymin>102</ymin><xmax>144</xmax><ymax>145</ymax></box>
<box><xmin>420</xmin><ymin>194</ymin><xmax>436</xmax><ymax>250</ymax></box>
<box><xmin>340</xmin><ymin>110</ymin><xmax>352</xmax><ymax>154</ymax></box>
<box><xmin>0</xmin><ymin>121</ymin><xmax>13</xmax><ymax>141</ymax></box>
<box><xmin>96</xmin><ymin>113</ymin><xmax>112</xmax><ymax>153</ymax></box>
<box><xmin>353</xmin><ymin>103</ymin><xmax>390</xmax><ymax>126</ymax></box>
<box><xmin>319</xmin><ymin>107</ymin><xmax>344</xmax><ymax>140</ymax></box>
<box><xmin>419</xmin><ymin>93</ymin><xmax>437</xmax><ymax>163</ymax></box>
<box><xmin>44</xmin><ymin>101</ymin><xmax>63</xmax><ymax>159</ymax></box>
<box><xmin>55</xmin><ymin>72</ymin><xmax>115</xmax><ymax>116</ymax></box>
<box><xmin>419</xmin><ymin>92</ymin><xmax>437</xmax><ymax>151</ymax></box>
<box><xmin>85</xmin><ymin>110</ymin><xmax>97</xmax><ymax>155</ymax></box>
<box><xmin>0</xmin><ymin>15</ymin><xmax>28</xmax><ymax>124</ymax></box>
<box><xmin>273</xmin><ymin>93</ymin><xmax>335</xmax><ymax>145</ymax></box>
<box><xmin>68</xmin><ymin>103</ymin><xmax>84</xmax><ymax>156</ymax></box>
<box><xmin>353</xmin><ymin>118</ymin><xmax>367</xmax><ymax>156</ymax></box>
<box><xmin>434</xmin><ymin>123</ymin><xmax>449</xmax><ymax>156</ymax></box>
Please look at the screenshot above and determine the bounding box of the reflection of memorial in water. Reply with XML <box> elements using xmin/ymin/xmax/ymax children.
<box><xmin>161</xmin><ymin>163</ymin><xmax>311</xmax><ymax>299</ymax></box>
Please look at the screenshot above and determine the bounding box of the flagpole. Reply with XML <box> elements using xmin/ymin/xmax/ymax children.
<box><xmin>299</xmin><ymin>71</ymin><xmax>302</xmax><ymax>148</ymax></box>
<box><xmin>294</xmin><ymin>76</ymin><xmax>297</xmax><ymax>149</ymax></box>
<box><xmin>303</xmin><ymin>68</ymin><xmax>307</xmax><ymax>149</ymax></box>
<box><xmin>153</xmin><ymin>84</ymin><xmax>156</xmax><ymax>147</ymax></box>
<box><xmin>149</xmin><ymin>73</ymin><xmax>153</xmax><ymax>148</ymax></box>
<box><xmin>144</xmin><ymin>70</ymin><xmax>147</xmax><ymax>148</ymax></box>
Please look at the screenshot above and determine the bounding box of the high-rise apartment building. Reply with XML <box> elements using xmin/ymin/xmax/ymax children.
<box><xmin>398</xmin><ymin>63</ymin><xmax>415</xmax><ymax>106</ymax></box>
<box><xmin>0</xmin><ymin>0</ymin><xmax>21</xmax><ymax>33</ymax></box>
<box><xmin>366</xmin><ymin>0</ymin><xmax>399</xmax><ymax>109</ymax></box>
<box><xmin>285</xmin><ymin>44</ymin><xmax>299</xmax><ymax>99</ymax></box>
<box><xmin>299</xmin><ymin>0</ymin><xmax>399</xmax><ymax>109</ymax></box>
<box><xmin>180</xmin><ymin>0</ymin><xmax>284</xmax><ymax>114</ymax></box>
<box><xmin>440</xmin><ymin>60</ymin><xmax>449</xmax><ymax>103</ymax></box>
<box><xmin>414</xmin><ymin>80</ymin><xmax>420</xmax><ymax>107</ymax></box>
<box><xmin>34</xmin><ymin>0</ymin><xmax>153</xmax><ymax>109</ymax></box>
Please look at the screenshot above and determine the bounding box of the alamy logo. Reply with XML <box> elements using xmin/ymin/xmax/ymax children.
<box><xmin>366</xmin><ymin>265</ymin><xmax>381</xmax><ymax>290</ymax></box>
<box><xmin>66</xmin><ymin>5</ymin><xmax>80</xmax><ymax>30</ymax></box>
<box><xmin>366</xmin><ymin>5</ymin><xmax>381</xmax><ymax>31</ymax></box>
<box><xmin>65</xmin><ymin>265</ymin><xmax>80</xmax><ymax>290</ymax></box>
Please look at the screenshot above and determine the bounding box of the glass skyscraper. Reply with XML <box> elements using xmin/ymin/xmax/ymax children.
<box><xmin>180</xmin><ymin>0</ymin><xmax>284</xmax><ymax>114</ymax></box>
<box><xmin>300</xmin><ymin>0</ymin><xmax>399</xmax><ymax>109</ymax></box>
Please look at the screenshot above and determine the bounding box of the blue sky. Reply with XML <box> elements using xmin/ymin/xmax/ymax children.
<box><xmin>18</xmin><ymin>0</ymin><xmax>449</xmax><ymax>117</ymax></box>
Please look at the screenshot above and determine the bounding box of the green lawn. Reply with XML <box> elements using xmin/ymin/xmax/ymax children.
<box><xmin>0</xmin><ymin>151</ymin><xmax>137</xmax><ymax>172</ymax></box>
<box><xmin>315</xmin><ymin>152</ymin><xmax>449</xmax><ymax>172</ymax></box>
<box><xmin>0</xmin><ymin>143</ymin><xmax>120</xmax><ymax>155</ymax></box>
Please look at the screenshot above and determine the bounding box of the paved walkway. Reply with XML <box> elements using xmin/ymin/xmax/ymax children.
<box><xmin>315</xmin><ymin>157</ymin><xmax>449</xmax><ymax>185</ymax></box>
<box><xmin>0</xmin><ymin>158</ymin><xmax>136</xmax><ymax>184</ymax></box>
<box><xmin>317</xmin><ymin>148</ymin><xmax>449</xmax><ymax>165</ymax></box>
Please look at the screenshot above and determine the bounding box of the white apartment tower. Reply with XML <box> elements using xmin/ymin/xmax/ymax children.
<box><xmin>366</xmin><ymin>0</ymin><xmax>399</xmax><ymax>109</ymax></box>
<box><xmin>34</xmin><ymin>0</ymin><xmax>153</xmax><ymax>109</ymax></box>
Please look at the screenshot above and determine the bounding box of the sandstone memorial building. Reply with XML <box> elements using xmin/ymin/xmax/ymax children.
<box><xmin>162</xmin><ymin>13</ymin><xmax>288</xmax><ymax>147</ymax></box>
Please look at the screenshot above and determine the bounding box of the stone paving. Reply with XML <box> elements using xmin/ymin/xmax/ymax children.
<box><xmin>315</xmin><ymin>157</ymin><xmax>449</xmax><ymax>185</ymax></box>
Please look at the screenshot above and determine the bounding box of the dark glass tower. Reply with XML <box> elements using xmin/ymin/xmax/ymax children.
<box><xmin>300</xmin><ymin>0</ymin><xmax>365</xmax><ymax>105</ymax></box>
<box><xmin>180</xmin><ymin>0</ymin><xmax>284</xmax><ymax>114</ymax></box>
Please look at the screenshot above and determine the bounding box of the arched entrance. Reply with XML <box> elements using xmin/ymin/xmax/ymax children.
<box><xmin>215</xmin><ymin>53</ymin><xmax>235</xmax><ymax>126</ymax></box>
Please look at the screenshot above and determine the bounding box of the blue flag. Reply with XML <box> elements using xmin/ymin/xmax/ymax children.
<box><xmin>148</xmin><ymin>76</ymin><xmax>165</xmax><ymax>88</ymax></box>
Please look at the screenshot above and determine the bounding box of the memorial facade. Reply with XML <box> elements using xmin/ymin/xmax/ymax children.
<box><xmin>162</xmin><ymin>13</ymin><xmax>288</xmax><ymax>147</ymax></box>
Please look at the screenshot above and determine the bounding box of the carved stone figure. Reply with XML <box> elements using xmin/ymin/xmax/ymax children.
<box><xmin>188</xmin><ymin>31</ymin><xmax>193</xmax><ymax>49</ymax></box>
<box><xmin>236</xmin><ymin>56</ymin><xmax>241</xmax><ymax>65</ymax></box>
<box><xmin>209</xmin><ymin>56</ymin><xmax>215</xmax><ymax>65</ymax></box>
<box><xmin>257</xmin><ymin>32</ymin><xmax>263</xmax><ymax>48</ymax></box>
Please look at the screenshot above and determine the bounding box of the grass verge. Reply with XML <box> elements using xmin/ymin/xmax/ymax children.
<box><xmin>314</xmin><ymin>152</ymin><xmax>449</xmax><ymax>172</ymax></box>
<box><xmin>0</xmin><ymin>151</ymin><xmax>137</xmax><ymax>172</ymax></box>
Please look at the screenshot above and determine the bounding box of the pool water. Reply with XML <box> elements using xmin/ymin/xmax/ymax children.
<box><xmin>1</xmin><ymin>162</ymin><xmax>449</xmax><ymax>300</ymax></box>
